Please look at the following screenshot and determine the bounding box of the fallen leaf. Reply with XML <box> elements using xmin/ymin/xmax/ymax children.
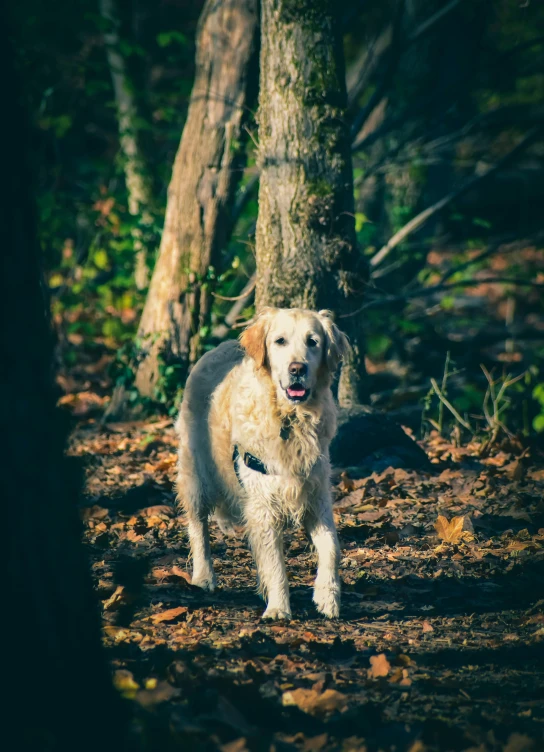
<box><xmin>221</xmin><ymin>739</ymin><xmax>248</xmax><ymax>752</ymax></box>
<box><xmin>422</xmin><ymin>620</ymin><xmax>434</xmax><ymax>633</ymax></box>
<box><xmin>282</xmin><ymin>688</ymin><xmax>348</xmax><ymax>715</ymax></box>
<box><xmin>134</xmin><ymin>681</ymin><xmax>179</xmax><ymax>708</ymax></box>
<box><xmin>339</xmin><ymin>472</ymin><xmax>355</xmax><ymax>494</ymax></box>
<box><xmin>303</xmin><ymin>734</ymin><xmax>329</xmax><ymax>752</ymax></box>
<box><xmin>113</xmin><ymin>669</ymin><xmax>140</xmax><ymax>698</ymax></box>
<box><xmin>171</xmin><ymin>566</ymin><xmax>193</xmax><ymax>584</ymax></box>
<box><xmin>103</xmin><ymin>585</ymin><xmax>125</xmax><ymax>611</ymax></box>
<box><xmin>503</xmin><ymin>733</ymin><xmax>535</xmax><ymax>752</ymax></box>
<box><xmin>153</xmin><ymin>456</ymin><xmax>177</xmax><ymax>472</ymax></box>
<box><xmin>150</xmin><ymin>606</ymin><xmax>188</xmax><ymax>624</ymax></box>
<box><xmin>368</xmin><ymin>653</ymin><xmax>391</xmax><ymax>678</ymax></box>
<box><xmin>434</xmin><ymin>514</ymin><xmax>474</xmax><ymax>543</ymax></box>
<box><xmin>81</xmin><ymin>505</ymin><xmax>109</xmax><ymax>522</ymax></box>
<box><xmin>138</xmin><ymin>504</ymin><xmax>174</xmax><ymax>518</ymax></box>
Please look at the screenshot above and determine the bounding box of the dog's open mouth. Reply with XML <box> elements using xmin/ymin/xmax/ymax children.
<box><xmin>286</xmin><ymin>384</ymin><xmax>310</xmax><ymax>401</ymax></box>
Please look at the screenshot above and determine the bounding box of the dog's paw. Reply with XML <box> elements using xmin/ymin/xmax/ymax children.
<box><xmin>191</xmin><ymin>571</ymin><xmax>217</xmax><ymax>592</ymax></box>
<box><xmin>262</xmin><ymin>606</ymin><xmax>291</xmax><ymax>621</ymax></box>
<box><xmin>313</xmin><ymin>583</ymin><xmax>340</xmax><ymax>619</ymax></box>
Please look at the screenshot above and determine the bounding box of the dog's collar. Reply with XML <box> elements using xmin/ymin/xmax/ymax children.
<box><xmin>233</xmin><ymin>445</ymin><xmax>268</xmax><ymax>485</ymax></box>
<box><xmin>233</xmin><ymin>417</ymin><xmax>294</xmax><ymax>485</ymax></box>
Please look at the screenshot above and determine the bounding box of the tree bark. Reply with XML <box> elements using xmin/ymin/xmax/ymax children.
<box><xmin>255</xmin><ymin>0</ymin><xmax>366</xmax><ymax>405</ymax></box>
<box><xmin>100</xmin><ymin>0</ymin><xmax>152</xmax><ymax>290</ymax></box>
<box><xmin>133</xmin><ymin>0</ymin><xmax>259</xmax><ymax>398</ymax></box>
<box><xmin>2</xmin><ymin>23</ymin><xmax>124</xmax><ymax>751</ymax></box>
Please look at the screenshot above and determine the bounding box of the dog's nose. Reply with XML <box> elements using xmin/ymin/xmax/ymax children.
<box><xmin>289</xmin><ymin>362</ymin><xmax>307</xmax><ymax>378</ymax></box>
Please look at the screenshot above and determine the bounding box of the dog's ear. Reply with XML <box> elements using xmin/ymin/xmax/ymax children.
<box><xmin>318</xmin><ymin>310</ymin><xmax>350</xmax><ymax>373</ymax></box>
<box><xmin>239</xmin><ymin>308</ymin><xmax>274</xmax><ymax>369</ymax></box>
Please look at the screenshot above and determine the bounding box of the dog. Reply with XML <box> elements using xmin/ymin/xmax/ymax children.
<box><xmin>175</xmin><ymin>307</ymin><xmax>349</xmax><ymax>619</ymax></box>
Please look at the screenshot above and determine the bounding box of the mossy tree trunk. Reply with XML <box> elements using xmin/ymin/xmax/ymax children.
<box><xmin>133</xmin><ymin>0</ymin><xmax>258</xmax><ymax>399</ymax></box>
<box><xmin>255</xmin><ymin>0</ymin><xmax>366</xmax><ymax>406</ymax></box>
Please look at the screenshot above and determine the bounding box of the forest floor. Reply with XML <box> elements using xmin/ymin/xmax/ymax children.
<box><xmin>69</xmin><ymin>416</ymin><xmax>544</xmax><ymax>752</ymax></box>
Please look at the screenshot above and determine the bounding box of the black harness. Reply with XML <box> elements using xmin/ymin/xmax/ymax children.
<box><xmin>232</xmin><ymin>415</ymin><xmax>294</xmax><ymax>487</ymax></box>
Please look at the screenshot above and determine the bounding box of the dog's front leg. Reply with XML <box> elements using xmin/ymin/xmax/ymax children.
<box><xmin>304</xmin><ymin>498</ymin><xmax>340</xmax><ymax>618</ymax></box>
<box><xmin>246</xmin><ymin>511</ymin><xmax>291</xmax><ymax>620</ymax></box>
<box><xmin>187</xmin><ymin>512</ymin><xmax>216</xmax><ymax>591</ymax></box>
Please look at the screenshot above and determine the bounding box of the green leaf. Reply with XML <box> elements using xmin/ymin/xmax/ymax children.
<box><xmin>94</xmin><ymin>249</ymin><xmax>109</xmax><ymax>270</ymax></box>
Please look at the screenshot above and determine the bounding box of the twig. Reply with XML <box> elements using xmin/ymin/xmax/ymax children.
<box><xmin>438</xmin><ymin>351</ymin><xmax>451</xmax><ymax>435</ymax></box>
<box><xmin>339</xmin><ymin>275</ymin><xmax>544</xmax><ymax>318</ymax></box>
<box><xmin>430</xmin><ymin>378</ymin><xmax>472</xmax><ymax>431</ymax></box>
<box><xmin>212</xmin><ymin>276</ymin><xmax>256</xmax><ymax>301</ymax></box>
<box><xmin>350</xmin><ymin>0</ymin><xmax>463</xmax><ymax>139</ymax></box>
<box><xmin>369</xmin><ymin>126</ymin><xmax>542</xmax><ymax>270</ymax></box>
<box><xmin>350</xmin><ymin>0</ymin><xmax>405</xmax><ymax>138</ymax></box>
<box><xmin>408</xmin><ymin>0</ymin><xmax>462</xmax><ymax>43</ymax></box>
<box><xmin>211</xmin><ymin>273</ymin><xmax>256</xmax><ymax>339</ymax></box>
<box><xmin>479</xmin><ymin>365</ymin><xmax>526</xmax><ymax>454</ymax></box>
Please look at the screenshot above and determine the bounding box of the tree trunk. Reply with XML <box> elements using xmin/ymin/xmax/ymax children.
<box><xmin>255</xmin><ymin>0</ymin><xmax>366</xmax><ymax>405</ymax></box>
<box><xmin>100</xmin><ymin>0</ymin><xmax>152</xmax><ymax>290</ymax></box>
<box><xmin>133</xmin><ymin>0</ymin><xmax>259</xmax><ymax>398</ymax></box>
<box><xmin>2</xmin><ymin>25</ymin><xmax>124</xmax><ymax>751</ymax></box>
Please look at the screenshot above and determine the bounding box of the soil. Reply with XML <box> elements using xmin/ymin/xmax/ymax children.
<box><xmin>70</xmin><ymin>417</ymin><xmax>544</xmax><ymax>752</ymax></box>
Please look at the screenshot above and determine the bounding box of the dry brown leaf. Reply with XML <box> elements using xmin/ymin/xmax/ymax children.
<box><xmin>81</xmin><ymin>505</ymin><xmax>109</xmax><ymax>522</ymax></box>
<box><xmin>138</xmin><ymin>504</ymin><xmax>174</xmax><ymax>518</ymax></box>
<box><xmin>153</xmin><ymin>455</ymin><xmax>177</xmax><ymax>472</ymax></box>
<box><xmin>339</xmin><ymin>472</ymin><xmax>355</xmax><ymax>494</ymax></box>
<box><xmin>368</xmin><ymin>653</ymin><xmax>391</xmax><ymax>678</ymax></box>
<box><xmin>126</xmin><ymin>529</ymin><xmax>144</xmax><ymax>543</ymax></box>
<box><xmin>503</xmin><ymin>733</ymin><xmax>535</xmax><ymax>752</ymax></box>
<box><xmin>282</xmin><ymin>688</ymin><xmax>348</xmax><ymax>715</ymax></box>
<box><xmin>434</xmin><ymin>514</ymin><xmax>474</xmax><ymax>543</ymax></box>
<box><xmin>171</xmin><ymin>566</ymin><xmax>193</xmax><ymax>584</ymax></box>
<box><xmin>134</xmin><ymin>681</ymin><xmax>179</xmax><ymax>708</ymax></box>
<box><xmin>221</xmin><ymin>739</ymin><xmax>249</xmax><ymax>752</ymax></box>
<box><xmin>150</xmin><ymin>606</ymin><xmax>188</xmax><ymax>624</ymax></box>
<box><xmin>422</xmin><ymin>620</ymin><xmax>434</xmax><ymax>633</ymax></box>
<box><xmin>302</xmin><ymin>734</ymin><xmax>329</xmax><ymax>752</ymax></box>
<box><xmin>103</xmin><ymin>585</ymin><xmax>125</xmax><ymax>611</ymax></box>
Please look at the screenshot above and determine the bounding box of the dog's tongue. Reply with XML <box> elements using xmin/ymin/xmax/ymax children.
<box><xmin>287</xmin><ymin>385</ymin><xmax>306</xmax><ymax>398</ymax></box>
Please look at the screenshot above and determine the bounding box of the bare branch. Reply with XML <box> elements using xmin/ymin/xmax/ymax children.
<box><xmin>211</xmin><ymin>273</ymin><xmax>256</xmax><ymax>339</ymax></box>
<box><xmin>369</xmin><ymin>126</ymin><xmax>542</xmax><ymax>270</ymax></box>
<box><xmin>430</xmin><ymin>378</ymin><xmax>472</xmax><ymax>431</ymax></box>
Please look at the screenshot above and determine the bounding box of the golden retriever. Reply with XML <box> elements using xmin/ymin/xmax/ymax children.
<box><xmin>175</xmin><ymin>307</ymin><xmax>348</xmax><ymax>619</ymax></box>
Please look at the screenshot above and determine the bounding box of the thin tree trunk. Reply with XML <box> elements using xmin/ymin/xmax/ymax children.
<box><xmin>100</xmin><ymin>0</ymin><xmax>152</xmax><ymax>290</ymax></box>
<box><xmin>133</xmin><ymin>0</ymin><xmax>259</xmax><ymax>398</ymax></box>
<box><xmin>255</xmin><ymin>0</ymin><xmax>366</xmax><ymax>405</ymax></box>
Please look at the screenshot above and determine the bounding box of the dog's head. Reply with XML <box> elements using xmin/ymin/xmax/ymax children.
<box><xmin>240</xmin><ymin>307</ymin><xmax>349</xmax><ymax>405</ymax></box>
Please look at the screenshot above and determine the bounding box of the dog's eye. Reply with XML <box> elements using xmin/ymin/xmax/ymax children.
<box><xmin>307</xmin><ymin>338</ymin><xmax>318</xmax><ymax>348</ymax></box>
<box><xmin>275</xmin><ymin>337</ymin><xmax>286</xmax><ymax>346</ymax></box>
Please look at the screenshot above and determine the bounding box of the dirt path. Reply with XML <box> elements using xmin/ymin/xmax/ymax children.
<box><xmin>71</xmin><ymin>418</ymin><xmax>544</xmax><ymax>751</ymax></box>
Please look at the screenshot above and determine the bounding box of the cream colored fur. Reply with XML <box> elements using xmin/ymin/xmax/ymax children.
<box><xmin>175</xmin><ymin>307</ymin><xmax>349</xmax><ymax>619</ymax></box>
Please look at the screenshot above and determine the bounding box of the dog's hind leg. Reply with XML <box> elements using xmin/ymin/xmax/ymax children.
<box><xmin>246</xmin><ymin>510</ymin><xmax>291</xmax><ymax>620</ymax></box>
<box><xmin>187</xmin><ymin>510</ymin><xmax>216</xmax><ymax>591</ymax></box>
<box><xmin>177</xmin><ymin>437</ymin><xmax>216</xmax><ymax>591</ymax></box>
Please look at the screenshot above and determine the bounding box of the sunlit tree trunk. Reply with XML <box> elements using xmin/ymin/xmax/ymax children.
<box><xmin>132</xmin><ymin>0</ymin><xmax>259</xmax><ymax>398</ymax></box>
<box><xmin>100</xmin><ymin>0</ymin><xmax>152</xmax><ymax>290</ymax></box>
<box><xmin>255</xmin><ymin>0</ymin><xmax>366</xmax><ymax>405</ymax></box>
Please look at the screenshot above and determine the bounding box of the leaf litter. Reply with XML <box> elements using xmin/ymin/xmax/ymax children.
<box><xmin>69</xmin><ymin>419</ymin><xmax>544</xmax><ymax>751</ymax></box>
